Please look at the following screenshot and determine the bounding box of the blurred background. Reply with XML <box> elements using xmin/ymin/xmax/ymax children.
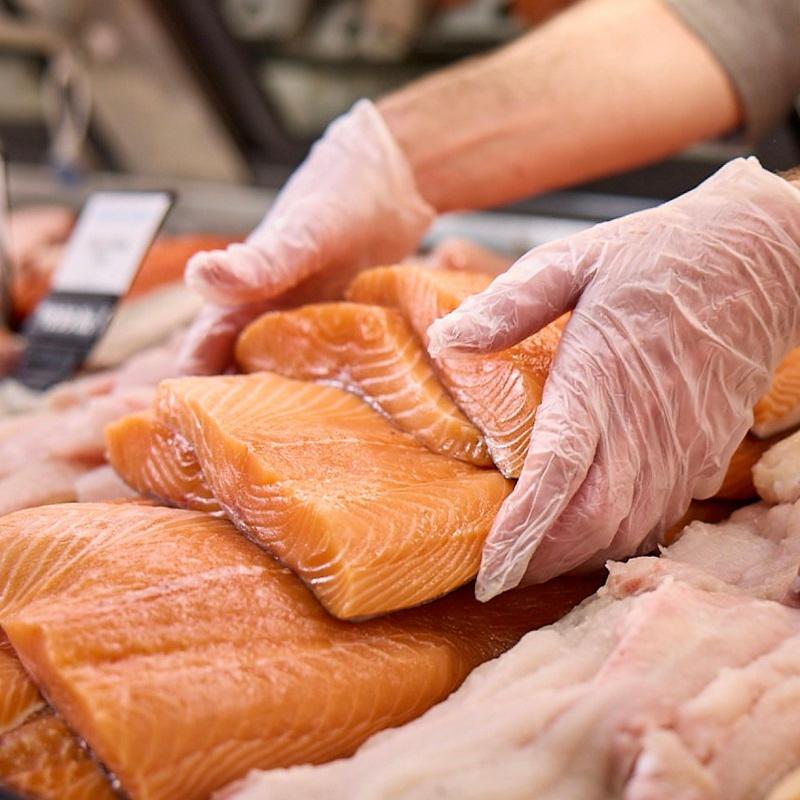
<box><xmin>1</xmin><ymin>0</ymin><xmax>800</xmax><ymax>249</ymax></box>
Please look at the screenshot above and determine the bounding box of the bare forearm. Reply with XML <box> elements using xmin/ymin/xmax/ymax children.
<box><xmin>781</xmin><ymin>166</ymin><xmax>800</xmax><ymax>189</ymax></box>
<box><xmin>378</xmin><ymin>0</ymin><xmax>741</xmax><ymax>212</ymax></box>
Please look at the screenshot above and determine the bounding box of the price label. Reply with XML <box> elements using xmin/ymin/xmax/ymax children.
<box><xmin>52</xmin><ymin>192</ymin><xmax>173</xmax><ymax>295</ymax></box>
<box><xmin>13</xmin><ymin>190</ymin><xmax>174</xmax><ymax>391</ymax></box>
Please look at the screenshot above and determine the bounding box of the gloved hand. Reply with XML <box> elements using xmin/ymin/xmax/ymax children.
<box><xmin>179</xmin><ymin>99</ymin><xmax>434</xmax><ymax>373</ymax></box>
<box><xmin>428</xmin><ymin>158</ymin><xmax>800</xmax><ymax>600</ymax></box>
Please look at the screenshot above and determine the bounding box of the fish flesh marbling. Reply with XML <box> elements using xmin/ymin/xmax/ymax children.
<box><xmin>753</xmin><ymin>347</ymin><xmax>800</xmax><ymax>438</ymax></box>
<box><xmin>0</xmin><ymin>711</ymin><xmax>115</xmax><ymax>800</ymax></box>
<box><xmin>235</xmin><ymin>302</ymin><xmax>490</xmax><ymax>466</ymax></box>
<box><xmin>152</xmin><ymin>372</ymin><xmax>513</xmax><ymax>619</ymax></box>
<box><xmin>0</xmin><ymin>502</ymin><xmax>598</xmax><ymax>800</ymax></box>
<box><xmin>106</xmin><ymin>411</ymin><xmax>220</xmax><ymax>513</ymax></box>
<box><xmin>347</xmin><ymin>266</ymin><xmax>566</xmax><ymax>478</ymax></box>
<box><xmin>224</xmin><ymin>500</ymin><xmax>800</xmax><ymax>800</ymax></box>
<box><xmin>0</xmin><ymin>632</ymin><xmax>43</xmax><ymax>736</ymax></box>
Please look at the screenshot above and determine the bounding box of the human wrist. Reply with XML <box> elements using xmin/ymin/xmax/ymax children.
<box><xmin>348</xmin><ymin>99</ymin><xmax>435</xmax><ymax>231</ymax></box>
<box><xmin>779</xmin><ymin>165</ymin><xmax>800</xmax><ymax>190</ymax></box>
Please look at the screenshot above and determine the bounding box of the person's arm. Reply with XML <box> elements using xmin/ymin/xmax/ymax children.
<box><xmin>783</xmin><ymin>166</ymin><xmax>800</xmax><ymax>188</ymax></box>
<box><xmin>379</xmin><ymin>0</ymin><xmax>741</xmax><ymax>212</ymax></box>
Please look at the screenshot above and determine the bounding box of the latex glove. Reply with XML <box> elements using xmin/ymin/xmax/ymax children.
<box><xmin>180</xmin><ymin>99</ymin><xmax>434</xmax><ymax>373</ymax></box>
<box><xmin>428</xmin><ymin>158</ymin><xmax>800</xmax><ymax>600</ymax></box>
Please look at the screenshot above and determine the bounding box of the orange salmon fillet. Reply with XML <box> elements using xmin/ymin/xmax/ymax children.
<box><xmin>0</xmin><ymin>632</ymin><xmax>44</xmax><ymax>736</ymax></box>
<box><xmin>152</xmin><ymin>373</ymin><xmax>513</xmax><ymax>619</ymax></box>
<box><xmin>347</xmin><ymin>266</ymin><xmax>566</xmax><ymax>478</ymax></box>
<box><xmin>753</xmin><ymin>347</ymin><xmax>800</xmax><ymax>438</ymax></box>
<box><xmin>0</xmin><ymin>711</ymin><xmax>114</xmax><ymax>800</ymax></box>
<box><xmin>106</xmin><ymin>411</ymin><xmax>220</xmax><ymax>514</ymax></box>
<box><xmin>716</xmin><ymin>432</ymin><xmax>792</xmax><ymax>501</ymax></box>
<box><xmin>235</xmin><ymin>302</ymin><xmax>491</xmax><ymax>466</ymax></box>
<box><xmin>0</xmin><ymin>502</ymin><xmax>598</xmax><ymax>800</ymax></box>
<box><xmin>1</xmin><ymin>633</ymin><xmax>112</xmax><ymax>799</ymax></box>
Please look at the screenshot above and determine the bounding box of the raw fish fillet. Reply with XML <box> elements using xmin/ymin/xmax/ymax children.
<box><xmin>154</xmin><ymin>373</ymin><xmax>514</xmax><ymax>618</ymax></box>
<box><xmin>616</xmin><ymin>501</ymin><xmax>800</xmax><ymax>604</ymax></box>
<box><xmin>0</xmin><ymin>633</ymin><xmax>43</xmax><ymax>736</ymax></box>
<box><xmin>769</xmin><ymin>767</ymin><xmax>800</xmax><ymax>800</ymax></box>
<box><xmin>225</xmin><ymin>503</ymin><xmax>800</xmax><ymax>800</ymax></box>
<box><xmin>0</xmin><ymin>502</ymin><xmax>597</xmax><ymax>800</ymax></box>
<box><xmin>88</xmin><ymin>282</ymin><xmax>200</xmax><ymax>369</ymax></box>
<box><xmin>754</xmin><ymin>428</ymin><xmax>800</xmax><ymax>504</ymax></box>
<box><xmin>0</xmin><ymin>459</ymin><xmax>89</xmax><ymax>516</ymax></box>
<box><xmin>0</xmin><ymin>711</ymin><xmax>115</xmax><ymax>800</ymax></box>
<box><xmin>347</xmin><ymin>266</ymin><xmax>566</xmax><ymax>477</ymax></box>
<box><xmin>625</xmin><ymin>635</ymin><xmax>800</xmax><ymax>800</ymax></box>
<box><xmin>716</xmin><ymin>431</ymin><xmax>791</xmax><ymax>500</ymax></box>
<box><xmin>753</xmin><ymin>347</ymin><xmax>800</xmax><ymax>438</ymax></box>
<box><xmin>663</xmin><ymin>499</ymin><xmax>738</xmax><ymax>544</ymax></box>
<box><xmin>235</xmin><ymin>302</ymin><xmax>490</xmax><ymax>466</ymax></box>
<box><xmin>0</xmin><ymin>633</ymin><xmax>111</xmax><ymax>798</ymax></box>
<box><xmin>0</xmin><ymin>389</ymin><xmax>153</xmax><ymax>479</ymax></box>
<box><xmin>106</xmin><ymin>411</ymin><xmax>220</xmax><ymax>513</ymax></box>
<box><xmin>74</xmin><ymin>465</ymin><xmax>138</xmax><ymax>503</ymax></box>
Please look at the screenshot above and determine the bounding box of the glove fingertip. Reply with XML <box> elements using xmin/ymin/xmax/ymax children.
<box><xmin>426</xmin><ymin>313</ymin><xmax>499</xmax><ymax>358</ymax></box>
<box><xmin>476</xmin><ymin>547</ymin><xmax>530</xmax><ymax>602</ymax></box>
<box><xmin>185</xmin><ymin>244</ymin><xmax>293</xmax><ymax>306</ymax></box>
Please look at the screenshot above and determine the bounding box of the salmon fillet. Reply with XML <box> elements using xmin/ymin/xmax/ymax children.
<box><xmin>1</xmin><ymin>634</ymin><xmax>111</xmax><ymax>799</ymax></box>
<box><xmin>235</xmin><ymin>302</ymin><xmax>491</xmax><ymax>466</ymax></box>
<box><xmin>347</xmin><ymin>266</ymin><xmax>565</xmax><ymax>478</ymax></box>
<box><xmin>0</xmin><ymin>632</ymin><xmax>43</xmax><ymax>736</ymax></box>
<box><xmin>716</xmin><ymin>432</ymin><xmax>792</xmax><ymax>501</ymax></box>
<box><xmin>106</xmin><ymin>411</ymin><xmax>220</xmax><ymax>513</ymax></box>
<box><xmin>753</xmin><ymin>347</ymin><xmax>800</xmax><ymax>438</ymax></box>
<box><xmin>225</xmin><ymin>509</ymin><xmax>800</xmax><ymax>800</ymax></box>
<box><xmin>0</xmin><ymin>502</ymin><xmax>598</xmax><ymax>800</ymax></box>
<box><xmin>0</xmin><ymin>711</ymin><xmax>114</xmax><ymax>800</ymax></box>
<box><xmin>153</xmin><ymin>373</ymin><xmax>514</xmax><ymax>619</ymax></box>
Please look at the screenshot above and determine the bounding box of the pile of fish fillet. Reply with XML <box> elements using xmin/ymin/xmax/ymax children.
<box><xmin>3</xmin><ymin>263</ymin><xmax>800</xmax><ymax>800</ymax></box>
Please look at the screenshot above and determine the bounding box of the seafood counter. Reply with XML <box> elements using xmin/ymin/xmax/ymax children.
<box><xmin>3</xmin><ymin>221</ymin><xmax>800</xmax><ymax>798</ymax></box>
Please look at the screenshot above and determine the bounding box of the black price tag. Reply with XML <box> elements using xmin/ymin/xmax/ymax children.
<box><xmin>13</xmin><ymin>190</ymin><xmax>174</xmax><ymax>391</ymax></box>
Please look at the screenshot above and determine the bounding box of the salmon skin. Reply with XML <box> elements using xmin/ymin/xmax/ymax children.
<box><xmin>149</xmin><ymin>372</ymin><xmax>513</xmax><ymax>619</ymax></box>
<box><xmin>0</xmin><ymin>711</ymin><xmax>115</xmax><ymax>800</ymax></box>
<box><xmin>106</xmin><ymin>410</ymin><xmax>221</xmax><ymax>514</ymax></box>
<box><xmin>347</xmin><ymin>266</ymin><xmax>566</xmax><ymax>478</ymax></box>
<box><xmin>753</xmin><ymin>347</ymin><xmax>800</xmax><ymax>438</ymax></box>
<box><xmin>235</xmin><ymin>302</ymin><xmax>491</xmax><ymax>466</ymax></box>
<box><xmin>0</xmin><ymin>502</ymin><xmax>598</xmax><ymax>800</ymax></box>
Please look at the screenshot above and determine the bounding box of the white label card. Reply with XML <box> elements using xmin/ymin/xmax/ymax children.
<box><xmin>52</xmin><ymin>191</ymin><xmax>173</xmax><ymax>296</ymax></box>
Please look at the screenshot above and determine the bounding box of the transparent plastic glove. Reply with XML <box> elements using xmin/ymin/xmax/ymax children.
<box><xmin>179</xmin><ymin>99</ymin><xmax>433</xmax><ymax>374</ymax></box>
<box><xmin>428</xmin><ymin>158</ymin><xmax>800</xmax><ymax>600</ymax></box>
<box><xmin>185</xmin><ymin>99</ymin><xmax>434</xmax><ymax>307</ymax></box>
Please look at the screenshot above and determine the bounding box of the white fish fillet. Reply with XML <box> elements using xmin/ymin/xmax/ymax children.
<box><xmin>87</xmin><ymin>283</ymin><xmax>200</xmax><ymax>369</ymax></box>
<box><xmin>754</xmin><ymin>428</ymin><xmax>800</xmax><ymax>505</ymax></box>
<box><xmin>613</xmin><ymin>501</ymin><xmax>800</xmax><ymax>604</ymax></box>
<box><xmin>0</xmin><ymin>388</ymin><xmax>153</xmax><ymax>480</ymax></box>
<box><xmin>223</xmin><ymin>501</ymin><xmax>800</xmax><ymax>800</ymax></box>
<box><xmin>74</xmin><ymin>465</ymin><xmax>137</xmax><ymax>502</ymax></box>
<box><xmin>0</xmin><ymin>459</ymin><xmax>89</xmax><ymax>515</ymax></box>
